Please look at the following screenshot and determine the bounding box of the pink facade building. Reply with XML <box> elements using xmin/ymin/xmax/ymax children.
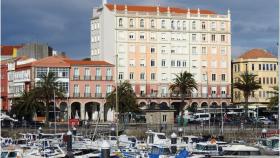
<box><xmin>65</xmin><ymin>59</ymin><xmax>114</xmax><ymax>121</ymax></box>
<box><xmin>6</xmin><ymin>56</ymin><xmax>115</xmax><ymax>122</ymax></box>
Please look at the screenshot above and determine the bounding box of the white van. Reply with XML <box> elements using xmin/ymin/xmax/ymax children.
<box><xmin>193</xmin><ymin>113</ymin><xmax>210</xmax><ymax>122</ymax></box>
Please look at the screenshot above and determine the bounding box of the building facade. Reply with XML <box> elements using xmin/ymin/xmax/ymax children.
<box><xmin>1</xmin><ymin>61</ymin><xmax>9</xmax><ymax>111</ymax></box>
<box><xmin>232</xmin><ymin>49</ymin><xmax>278</xmax><ymax>108</ymax></box>
<box><xmin>5</xmin><ymin>56</ymin><xmax>115</xmax><ymax>122</ymax></box>
<box><xmin>65</xmin><ymin>59</ymin><xmax>115</xmax><ymax>121</ymax></box>
<box><xmin>1</xmin><ymin>45</ymin><xmax>22</xmax><ymax>61</ymax></box>
<box><xmin>90</xmin><ymin>3</ymin><xmax>232</xmax><ymax>110</ymax></box>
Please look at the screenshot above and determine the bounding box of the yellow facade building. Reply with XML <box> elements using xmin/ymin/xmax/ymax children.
<box><xmin>232</xmin><ymin>48</ymin><xmax>278</xmax><ymax>108</ymax></box>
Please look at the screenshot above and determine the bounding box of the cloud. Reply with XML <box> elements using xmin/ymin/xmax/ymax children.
<box><xmin>2</xmin><ymin>0</ymin><xmax>279</xmax><ymax>59</ymax></box>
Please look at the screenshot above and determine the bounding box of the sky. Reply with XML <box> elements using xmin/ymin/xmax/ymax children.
<box><xmin>2</xmin><ymin>0</ymin><xmax>279</xmax><ymax>59</ymax></box>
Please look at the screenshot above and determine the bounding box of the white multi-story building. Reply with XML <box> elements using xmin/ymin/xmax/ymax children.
<box><xmin>91</xmin><ymin>3</ymin><xmax>232</xmax><ymax>110</ymax></box>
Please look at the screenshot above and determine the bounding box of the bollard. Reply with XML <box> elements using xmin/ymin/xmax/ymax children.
<box><xmin>101</xmin><ymin>141</ymin><xmax>110</xmax><ymax>158</ymax></box>
<box><xmin>38</xmin><ymin>127</ymin><xmax>42</xmax><ymax>139</ymax></box>
<box><xmin>72</xmin><ymin>127</ymin><xmax>77</xmax><ymax>136</ymax></box>
<box><xmin>66</xmin><ymin>130</ymin><xmax>74</xmax><ymax>158</ymax></box>
<box><xmin>261</xmin><ymin>128</ymin><xmax>267</xmax><ymax>138</ymax></box>
<box><xmin>110</xmin><ymin>127</ymin><xmax>116</xmax><ymax>136</ymax></box>
<box><xmin>171</xmin><ymin>132</ymin><xmax>177</xmax><ymax>154</ymax></box>
<box><xmin>178</xmin><ymin>128</ymin><xmax>183</xmax><ymax>137</ymax></box>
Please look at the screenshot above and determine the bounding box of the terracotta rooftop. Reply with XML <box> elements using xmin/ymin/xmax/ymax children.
<box><xmin>16</xmin><ymin>63</ymin><xmax>32</xmax><ymax>70</ymax></box>
<box><xmin>32</xmin><ymin>56</ymin><xmax>70</xmax><ymax>67</ymax></box>
<box><xmin>1</xmin><ymin>45</ymin><xmax>23</xmax><ymax>56</ymax></box>
<box><xmin>64</xmin><ymin>60</ymin><xmax>114</xmax><ymax>66</ymax></box>
<box><xmin>238</xmin><ymin>48</ymin><xmax>276</xmax><ymax>59</ymax></box>
<box><xmin>105</xmin><ymin>3</ymin><xmax>216</xmax><ymax>15</ymax></box>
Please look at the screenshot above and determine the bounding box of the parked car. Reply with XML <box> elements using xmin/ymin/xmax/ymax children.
<box><xmin>193</xmin><ymin>113</ymin><xmax>210</xmax><ymax>122</ymax></box>
<box><xmin>258</xmin><ymin>118</ymin><xmax>273</xmax><ymax>125</ymax></box>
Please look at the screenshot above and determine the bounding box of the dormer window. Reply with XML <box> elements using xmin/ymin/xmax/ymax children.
<box><xmin>161</xmin><ymin>20</ymin><xmax>166</xmax><ymax>29</ymax></box>
<box><xmin>151</xmin><ymin>19</ymin><xmax>155</xmax><ymax>28</ymax></box>
<box><xmin>171</xmin><ymin>20</ymin><xmax>175</xmax><ymax>30</ymax></box>
<box><xmin>119</xmin><ymin>18</ymin><xmax>123</xmax><ymax>27</ymax></box>
<box><xmin>177</xmin><ymin>21</ymin><xmax>181</xmax><ymax>30</ymax></box>
<box><xmin>192</xmin><ymin>21</ymin><xmax>196</xmax><ymax>30</ymax></box>
<box><xmin>129</xmin><ymin>19</ymin><xmax>134</xmax><ymax>28</ymax></box>
<box><xmin>202</xmin><ymin>21</ymin><xmax>206</xmax><ymax>30</ymax></box>
<box><xmin>140</xmin><ymin>19</ymin><xmax>144</xmax><ymax>28</ymax></box>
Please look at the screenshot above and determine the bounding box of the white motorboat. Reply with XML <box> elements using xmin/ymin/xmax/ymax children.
<box><xmin>222</xmin><ymin>144</ymin><xmax>261</xmax><ymax>156</ymax></box>
<box><xmin>146</xmin><ymin>130</ymin><xmax>170</xmax><ymax>146</ymax></box>
<box><xmin>0</xmin><ymin>137</ymin><xmax>13</xmax><ymax>147</ymax></box>
<box><xmin>192</xmin><ymin>142</ymin><xmax>222</xmax><ymax>156</ymax></box>
<box><xmin>148</xmin><ymin>144</ymin><xmax>175</xmax><ymax>158</ymax></box>
<box><xmin>256</xmin><ymin>136</ymin><xmax>279</xmax><ymax>155</ymax></box>
<box><xmin>1</xmin><ymin>149</ymin><xmax>24</xmax><ymax>158</ymax></box>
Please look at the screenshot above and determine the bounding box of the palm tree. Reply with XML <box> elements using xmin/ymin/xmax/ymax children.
<box><xmin>106</xmin><ymin>81</ymin><xmax>139</xmax><ymax>114</ymax></box>
<box><xmin>169</xmin><ymin>71</ymin><xmax>198</xmax><ymax>126</ymax></box>
<box><xmin>34</xmin><ymin>72</ymin><xmax>65</xmax><ymax>125</ymax></box>
<box><xmin>268</xmin><ymin>86</ymin><xmax>279</xmax><ymax>111</ymax></box>
<box><xmin>234</xmin><ymin>71</ymin><xmax>261</xmax><ymax>116</ymax></box>
<box><xmin>11</xmin><ymin>90</ymin><xmax>44</xmax><ymax>121</ymax></box>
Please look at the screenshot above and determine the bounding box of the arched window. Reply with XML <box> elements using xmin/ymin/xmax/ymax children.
<box><xmin>119</xmin><ymin>18</ymin><xmax>123</xmax><ymax>27</ymax></box>
<box><xmin>202</xmin><ymin>21</ymin><xmax>206</xmax><ymax>30</ymax></box>
<box><xmin>129</xmin><ymin>19</ymin><xmax>134</xmax><ymax>28</ymax></box>
<box><xmin>140</xmin><ymin>19</ymin><xmax>144</xmax><ymax>28</ymax></box>
<box><xmin>192</xmin><ymin>21</ymin><xmax>196</xmax><ymax>30</ymax></box>
<box><xmin>177</xmin><ymin>21</ymin><xmax>181</xmax><ymax>30</ymax></box>
<box><xmin>183</xmin><ymin>21</ymin><xmax>186</xmax><ymax>30</ymax></box>
<box><xmin>151</xmin><ymin>19</ymin><xmax>155</xmax><ymax>28</ymax></box>
<box><xmin>161</xmin><ymin>20</ymin><xmax>165</xmax><ymax>29</ymax></box>
<box><xmin>171</xmin><ymin>20</ymin><xmax>175</xmax><ymax>30</ymax></box>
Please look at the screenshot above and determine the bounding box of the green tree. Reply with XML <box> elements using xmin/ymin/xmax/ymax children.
<box><xmin>268</xmin><ymin>86</ymin><xmax>279</xmax><ymax>111</ymax></box>
<box><xmin>11</xmin><ymin>90</ymin><xmax>44</xmax><ymax>121</ymax></box>
<box><xmin>34</xmin><ymin>72</ymin><xmax>65</xmax><ymax>125</ymax></box>
<box><xmin>187</xmin><ymin>104</ymin><xmax>198</xmax><ymax>113</ymax></box>
<box><xmin>106</xmin><ymin>81</ymin><xmax>139</xmax><ymax>114</ymax></box>
<box><xmin>234</xmin><ymin>71</ymin><xmax>261</xmax><ymax>116</ymax></box>
<box><xmin>169</xmin><ymin>71</ymin><xmax>198</xmax><ymax>126</ymax></box>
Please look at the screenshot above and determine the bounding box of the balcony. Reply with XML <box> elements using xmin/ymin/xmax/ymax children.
<box><xmin>106</xmin><ymin>76</ymin><xmax>113</xmax><ymax>80</ymax></box>
<box><xmin>106</xmin><ymin>92</ymin><xmax>111</xmax><ymax>97</ymax></box>
<box><xmin>84</xmin><ymin>93</ymin><xmax>91</xmax><ymax>98</ymax></box>
<box><xmin>73</xmin><ymin>75</ymin><xmax>80</xmax><ymax>80</ymax></box>
<box><xmin>95</xmin><ymin>93</ymin><xmax>102</xmax><ymax>98</ymax></box>
<box><xmin>84</xmin><ymin>75</ymin><xmax>91</xmax><ymax>80</ymax></box>
<box><xmin>161</xmin><ymin>93</ymin><xmax>169</xmax><ymax>98</ymax></box>
<box><xmin>150</xmin><ymin>93</ymin><xmax>158</xmax><ymax>98</ymax></box>
<box><xmin>73</xmin><ymin>93</ymin><xmax>80</xmax><ymax>97</ymax></box>
<box><xmin>95</xmin><ymin>76</ymin><xmax>102</xmax><ymax>80</ymax></box>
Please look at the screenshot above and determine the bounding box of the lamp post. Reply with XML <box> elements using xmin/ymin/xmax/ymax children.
<box><xmin>54</xmin><ymin>90</ymin><xmax>57</xmax><ymax>135</ymax></box>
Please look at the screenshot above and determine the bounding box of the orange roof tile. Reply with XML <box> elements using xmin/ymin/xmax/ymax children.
<box><xmin>1</xmin><ymin>45</ymin><xmax>23</xmax><ymax>56</ymax></box>
<box><xmin>238</xmin><ymin>48</ymin><xmax>276</xmax><ymax>59</ymax></box>
<box><xmin>105</xmin><ymin>3</ymin><xmax>216</xmax><ymax>15</ymax></box>
<box><xmin>16</xmin><ymin>63</ymin><xmax>32</xmax><ymax>70</ymax></box>
<box><xmin>64</xmin><ymin>59</ymin><xmax>114</xmax><ymax>66</ymax></box>
<box><xmin>32</xmin><ymin>56</ymin><xmax>70</xmax><ymax>67</ymax></box>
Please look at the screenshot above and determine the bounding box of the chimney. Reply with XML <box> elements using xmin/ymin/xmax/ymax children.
<box><xmin>102</xmin><ymin>0</ymin><xmax>107</xmax><ymax>6</ymax></box>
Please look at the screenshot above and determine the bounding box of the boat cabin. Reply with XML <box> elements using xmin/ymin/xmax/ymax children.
<box><xmin>222</xmin><ymin>144</ymin><xmax>261</xmax><ymax>156</ymax></box>
<box><xmin>146</xmin><ymin>130</ymin><xmax>170</xmax><ymax>146</ymax></box>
